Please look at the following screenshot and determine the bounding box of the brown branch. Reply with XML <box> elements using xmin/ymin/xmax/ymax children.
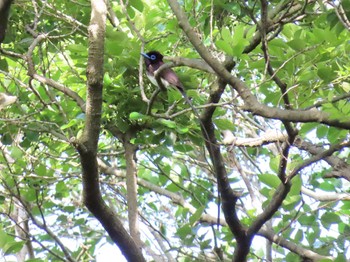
<box><xmin>12</xmin><ymin>202</ymin><xmax>35</xmax><ymax>261</ymax></box>
<box><xmin>222</xmin><ymin>129</ymin><xmax>287</xmax><ymax>147</ymax></box>
<box><xmin>33</xmin><ymin>74</ymin><xmax>86</xmax><ymax>111</ymax></box>
<box><xmin>335</xmin><ymin>2</ymin><xmax>350</xmax><ymax>31</ymax></box>
<box><xmin>247</xmin><ymin>181</ymin><xmax>291</xmax><ymax>238</ymax></box>
<box><xmin>301</xmin><ymin>187</ymin><xmax>350</xmax><ymax>201</ymax></box>
<box><xmin>201</xmin><ymin>68</ymin><xmax>248</xmax><ymax>258</ymax></box>
<box><xmin>327</xmin><ymin>1</ymin><xmax>350</xmax><ymax>31</ymax></box>
<box><xmin>258</xmin><ymin>227</ymin><xmax>333</xmax><ymax>261</ymax></box>
<box><xmin>287</xmin><ymin>140</ymin><xmax>350</xmax><ymax>182</ymax></box>
<box><xmin>0</xmin><ymin>0</ymin><xmax>13</xmax><ymax>43</ymax></box>
<box><xmin>19</xmin><ymin>29</ymin><xmax>86</xmax><ymax>112</ymax></box>
<box><xmin>259</xmin><ymin>1</ymin><xmax>299</xmax><ymax>192</ymax></box>
<box><xmin>303</xmin><ymin>92</ymin><xmax>350</xmax><ymax>110</ymax></box>
<box><xmin>107</xmin><ymin>0</ymin><xmax>120</xmax><ymax>27</ymax></box>
<box><xmin>260</xmin><ymin>0</ymin><xmax>292</xmax><ymax>110</ymax></box>
<box><xmin>243</xmin><ymin>1</ymin><xmax>315</xmax><ymax>53</ymax></box>
<box><xmin>266</xmin><ymin>126</ymin><xmax>295</xmax><ymax>240</ymax></box>
<box><xmin>2</xmin><ymin>209</ymin><xmax>68</xmax><ymax>261</ymax></box>
<box><xmin>165</xmin><ymin>56</ymin><xmax>215</xmax><ymax>74</ymax></box>
<box><xmin>124</xmin><ymin>130</ymin><xmax>141</xmax><ymax>247</ymax></box>
<box><xmin>7</xmin><ymin>195</ymin><xmax>76</xmax><ymax>262</ymax></box>
<box><xmin>165</xmin><ymin>2</ymin><xmax>310</xmax><ymax>261</ymax></box>
<box><xmin>75</xmin><ymin>1</ymin><xmax>145</xmax><ymax>261</ymax></box>
<box><xmin>294</xmin><ymin>138</ymin><xmax>350</xmax><ymax>181</ymax></box>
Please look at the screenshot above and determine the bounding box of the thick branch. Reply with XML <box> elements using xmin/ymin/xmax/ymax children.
<box><xmin>201</xmin><ymin>68</ymin><xmax>247</xmax><ymax>253</ymax></box>
<box><xmin>258</xmin><ymin>227</ymin><xmax>333</xmax><ymax>261</ymax></box>
<box><xmin>222</xmin><ymin>129</ymin><xmax>287</xmax><ymax>147</ymax></box>
<box><xmin>0</xmin><ymin>0</ymin><xmax>13</xmax><ymax>43</ymax></box>
<box><xmin>301</xmin><ymin>187</ymin><xmax>350</xmax><ymax>201</ymax></box>
<box><xmin>124</xmin><ymin>131</ymin><xmax>141</xmax><ymax>247</ymax></box>
<box><xmin>76</xmin><ymin>1</ymin><xmax>145</xmax><ymax>261</ymax></box>
<box><xmin>165</xmin><ymin>56</ymin><xmax>215</xmax><ymax>74</ymax></box>
<box><xmin>248</xmin><ymin>181</ymin><xmax>291</xmax><ymax>237</ymax></box>
<box><xmin>287</xmin><ymin>140</ymin><xmax>350</xmax><ymax>182</ymax></box>
<box><xmin>295</xmin><ymin>138</ymin><xmax>350</xmax><ymax>181</ymax></box>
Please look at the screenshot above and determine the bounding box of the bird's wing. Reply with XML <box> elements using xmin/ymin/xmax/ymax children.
<box><xmin>160</xmin><ymin>68</ymin><xmax>184</xmax><ymax>91</ymax></box>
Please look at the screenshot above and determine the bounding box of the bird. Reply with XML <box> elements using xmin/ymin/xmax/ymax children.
<box><xmin>141</xmin><ymin>51</ymin><xmax>211</xmax><ymax>142</ymax></box>
<box><xmin>141</xmin><ymin>51</ymin><xmax>185</xmax><ymax>93</ymax></box>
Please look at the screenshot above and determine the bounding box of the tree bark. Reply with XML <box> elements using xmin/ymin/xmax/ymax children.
<box><xmin>0</xmin><ymin>0</ymin><xmax>13</xmax><ymax>43</ymax></box>
<box><xmin>76</xmin><ymin>1</ymin><xmax>145</xmax><ymax>261</ymax></box>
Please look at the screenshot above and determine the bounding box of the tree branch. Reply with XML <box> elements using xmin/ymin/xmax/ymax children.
<box><xmin>301</xmin><ymin>187</ymin><xmax>350</xmax><ymax>201</ymax></box>
<box><xmin>124</xmin><ymin>130</ymin><xmax>141</xmax><ymax>247</ymax></box>
<box><xmin>287</xmin><ymin>140</ymin><xmax>350</xmax><ymax>182</ymax></box>
<box><xmin>76</xmin><ymin>1</ymin><xmax>145</xmax><ymax>261</ymax></box>
<box><xmin>258</xmin><ymin>227</ymin><xmax>333</xmax><ymax>261</ymax></box>
<box><xmin>294</xmin><ymin>138</ymin><xmax>350</xmax><ymax>181</ymax></box>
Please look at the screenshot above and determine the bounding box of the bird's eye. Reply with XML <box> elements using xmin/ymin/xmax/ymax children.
<box><xmin>150</xmin><ymin>55</ymin><xmax>156</xmax><ymax>60</ymax></box>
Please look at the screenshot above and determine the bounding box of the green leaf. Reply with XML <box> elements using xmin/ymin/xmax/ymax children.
<box><xmin>299</xmin><ymin>214</ymin><xmax>316</xmax><ymax>226</ymax></box>
<box><xmin>189</xmin><ymin>207</ymin><xmax>205</xmax><ymax>226</ymax></box>
<box><xmin>0</xmin><ymin>230</ymin><xmax>13</xmax><ymax>249</ymax></box>
<box><xmin>174</xmin><ymin>144</ymin><xmax>193</xmax><ymax>153</ymax></box>
<box><xmin>294</xmin><ymin>229</ymin><xmax>303</xmax><ymax>242</ymax></box>
<box><xmin>1</xmin><ymin>133</ymin><xmax>12</xmax><ymax>145</ymax></box>
<box><xmin>340</xmin><ymin>82</ymin><xmax>350</xmax><ymax>92</ymax></box>
<box><xmin>3</xmin><ymin>241</ymin><xmax>24</xmax><ymax>255</ymax></box>
<box><xmin>0</xmin><ymin>195</ymin><xmax>5</xmax><ymax>205</ymax></box>
<box><xmin>321</xmin><ymin>213</ymin><xmax>341</xmax><ymax>224</ymax></box>
<box><xmin>259</xmin><ymin>174</ymin><xmax>280</xmax><ymax>188</ymax></box>
<box><xmin>129</xmin><ymin>0</ymin><xmax>143</xmax><ymax>12</ymax></box>
<box><xmin>10</xmin><ymin>146</ymin><xmax>23</xmax><ymax>159</ymax></box>
<box><xmin>176</xmin><ymin>224</ymin><xmax>192</xmax><ymax>238</ymax></box>
<box><xmin>166</xmin><ymin>183</ymin><xmax>179</xmax><ymax>193</ymax></box>
<box><xmin>215</xmin><ymin>40</ymin><xmax>233</xmax><ymax>55</ymax></box>
<box><xmin>269</xmin><ymin>157</ymin><xmax>279</xmax><ymax>173</ymax></box>
<box><xmin>214</xmin><ymin>119</ymin><xmax>235</xmax><ymax>130</ymax></box>
<box><xmin>287</xmin><ymin>39</ymin><xmax>304</xmax><ymax>51</ymax></box>
<box><xmin>23</xmin><ymin>188</ymin><xmax>37</xmax><ymax>202</ymax></box>
<box><xmin>316</xmin><ymin>125</ymin><xmax>328</xmax><ymax>139</ymax></box>
<box><xmin>0</xmin><ymin>59</ymin><xmax>9</xmax><ymax>71</ymax></box>
<box><xmin>105</xmin><ymin>40</ymin><xmax>124</xmax><ymax>56</ymax></box>
<box><xmin>284</xmin><ymin>195</ymin><xmax>301</xmax><ymax>210</ymax></box>
<box><xmin>232</xmin><ymin>24</ymin><xmax>249</xmax><ymax>57</ymax></box>
<box><xmin>317</xmin><ymin>66</ymin><xmax>333</xmax><ymax>82</ymax></box>
<box><xmin>300</xmin><ymin>123</ymin><xmax>317</xmax><ymax>136</ymax></box>
<box><xmin>176</xmin><ymin>126</ymin><xmax>189</xmax><ymax>134</ymax></box>
<box><xmin>61</xmin><ymin>119</ymin><xmax>78</xmax><ymax>130</ymax></box>
<box><xmin>158</xmin><ymin>119</ymin><xmax>176</xmax><ymax>129</ymax></box>
<box><xmin>129</xmin><ymin>112</ymin><xmax>146</xmax><ymax>120</ymax></box>
<box><xmin>289</xmin><ymin>176</ymin><xmax>302</xmax><ymax>196</ymax></box>
<box><xmin>104</xmin><ymin>72</ymin><xmax>113</xmax><ymax>86</ymax></box>
<box><xmin>67</xmin><ymin>44</ymin><xmax>88</xmax><ymax>54</ymax></box>
<box><xmin>221</xmin><ymin>27</ymin><xmax>232</xmax><ymax>42</ymax></box>
<box><xmin>334</xmin><ymin>254</ymin><xmax>347</xmax><ymax>262</ymax></box>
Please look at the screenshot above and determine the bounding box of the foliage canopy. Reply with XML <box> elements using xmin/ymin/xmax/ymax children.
<box><xmin>0</xmin><ymin>0</ymin><xmax>350</xmax><ymax>261</ymax></box>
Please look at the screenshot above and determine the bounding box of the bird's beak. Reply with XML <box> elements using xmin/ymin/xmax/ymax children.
<box><xmin>141</xmin><ymin>52</ymin><xmax>151</xmax><ymax>59</ymax></box>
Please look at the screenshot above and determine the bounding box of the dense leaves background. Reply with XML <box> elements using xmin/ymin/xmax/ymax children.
<box><xmin>0</xmin><ymin>0</ymin><xmax>350</xmax><ymax>261</ymax></box>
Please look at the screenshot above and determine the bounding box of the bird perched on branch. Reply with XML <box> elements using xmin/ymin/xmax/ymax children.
<box><xmin>141</xmin><ymin>50</ymin><xmax>211</xmax><ymax>142</ymax></box>
<box><xmin>141</xmin><ymin>51</ymin><xmax>185</xmax><ymax>92</ymax></box>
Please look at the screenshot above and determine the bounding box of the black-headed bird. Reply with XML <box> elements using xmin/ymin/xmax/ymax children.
<box><xmin>141</xmin><ymin>50</ymin><xmax>211</xmax><ymax>142</ymax></box>
<box><xmin>141</xmin><ymin>51</ymin><xmax>186</xmax><ymax>93</ymax></box>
